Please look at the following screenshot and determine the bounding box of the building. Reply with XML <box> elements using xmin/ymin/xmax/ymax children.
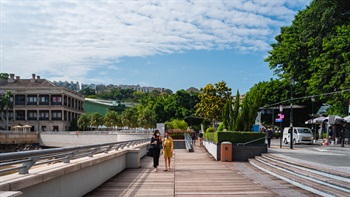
<box><xmin>0</xmin><ymin>74</ymin><xmax>84</xmax><ymax>131</ymax></box>
<box><xmin>84</xmin><ymin>98</ymin><xmax>137</xmax><ymax>116</ymax></box>
<box><xmin>53</xmin><ymin>81</ymin><xmax>80</xmax><ymax>92</ymax></box>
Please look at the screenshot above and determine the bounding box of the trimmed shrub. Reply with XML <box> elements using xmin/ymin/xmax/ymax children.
<box><xmin>206</xmin><ymin>127</ymin><xmax>214</xmax><ymax>133</ymax></box>
<box><xmin>204</xmin><ymin>131</ymin><xmax>265</xmax><ymax>144</ymax></box>
<box><xmin>217</xmin><ymin>123</ymin><xmax>224</xmax><ymax>132</ymax></box>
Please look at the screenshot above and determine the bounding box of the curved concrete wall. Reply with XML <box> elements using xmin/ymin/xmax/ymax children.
<box><xmin>39</xmin><ymin>133</ymin><xmax>152</xmax><ymax>147</ymax></box>
<box><xmin>0</xmin><ymin>143</ymin><xmax>149</xmax><ymax>197</ymax></box>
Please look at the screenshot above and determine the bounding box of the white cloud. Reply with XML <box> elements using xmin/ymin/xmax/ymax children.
<box><xmin>0</xmin><ymin>0</ymin><xmax>311</xmax><ymax>83</ymax></box>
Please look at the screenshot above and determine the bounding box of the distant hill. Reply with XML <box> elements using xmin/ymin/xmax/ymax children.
<box><xmin>186</xmin><ymin>87</ymin><xmax>200</xmax><ymax>93</ymax></box>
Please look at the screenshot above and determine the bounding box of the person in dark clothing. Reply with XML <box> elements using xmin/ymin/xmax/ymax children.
<box><xmin>150</xmin><ymin>130</ymin><xmax>162</xmax><ymax>172</ymax></box>
<box><xmin>191</xmin><ymin>131</ymin><xmax>196</xmax><ymax>146</ymax></box>
<box><xmin>340</xmin><ymin>124</ymin><xmax>346</xmax><ymax>147</ymax></box>
<box><xmin>266</xmin><ymin>127</ymin><xmax>274</xmax><ymax>148</ymax></box>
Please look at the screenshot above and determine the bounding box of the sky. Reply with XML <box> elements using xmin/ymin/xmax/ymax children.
<box><xmin>0</xmin><ymin>0</ymin><xmax>312</xmax><ymax>94</ymax></box>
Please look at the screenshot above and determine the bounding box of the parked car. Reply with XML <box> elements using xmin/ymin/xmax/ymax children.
<box><xmin>283</xmin><ymin>127</ymin><xmax>314</xmax><ymax>144</ymax></box>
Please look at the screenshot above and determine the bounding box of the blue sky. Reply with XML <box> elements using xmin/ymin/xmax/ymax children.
<box><xmin>0</xmin><ymin>0</ymin><xmax>312</xmax><ymax>93</ymax></box>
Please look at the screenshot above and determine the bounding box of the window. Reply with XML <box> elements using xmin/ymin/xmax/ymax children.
<box><xmin>28</xmin><ymin>111</ymin><xmax>37</xmax><ymax>120</ymax></box>
<box><xmin>28</xmin><ymin>96</ymin><xmax>37</xmax><ymax>102</ymax></box>
<box><xmin>52</xmin><ymin>111</ymin><xmax>62</xmax><ymax>120</ymax></box>
<box><xmin>39</xmin><ymin>111</ymin><xmax>49</xmax><ymax>120</ymax></box>
<box><xmin>52</xmin><ymin>96</ymin><xmax>62</xmax><ymax>102</ymax></box>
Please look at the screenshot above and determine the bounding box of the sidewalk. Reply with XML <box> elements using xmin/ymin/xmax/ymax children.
<box><xmin>86</xmin><ymin>146</ymin><xmax>300</xmax><ymax>196</ymax></box>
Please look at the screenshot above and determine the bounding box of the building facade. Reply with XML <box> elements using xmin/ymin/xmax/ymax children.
<box><xmin>0</xmin><ymin>74</ymin><xmax>84</xmax><ymax>131</ymax></box>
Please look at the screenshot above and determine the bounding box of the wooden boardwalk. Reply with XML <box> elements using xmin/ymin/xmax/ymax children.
<box><xmin>84</xmin><ymin>146</ymin><xmax>314</xmax><ymax>197</ymax></box>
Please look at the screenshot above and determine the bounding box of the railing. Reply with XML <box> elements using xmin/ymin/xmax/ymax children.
<box><xmin>237</xmin><ymin>136</ymin><xmax>266</xmax><ymax>146</ymax></box>
<box><xmin>0</xmin><ymin>138</ymin><xmax>149</xmax><ymax>175</ymax></box>
<box><xmin>184</xmin><ymin>133</ymin><xmax>194</xmax><ymax>152</ymax></box>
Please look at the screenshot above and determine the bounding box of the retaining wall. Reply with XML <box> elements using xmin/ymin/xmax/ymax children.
<box><xmin>0</xmin><ymin>143</ymin><xmax>149</xmax><ymax>197</ymax></box>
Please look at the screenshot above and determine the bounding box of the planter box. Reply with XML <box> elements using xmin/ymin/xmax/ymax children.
<box><xmin>203</xmin><ymin>140</ymin><xmax>267</xmax><ymax>161</ymax></box>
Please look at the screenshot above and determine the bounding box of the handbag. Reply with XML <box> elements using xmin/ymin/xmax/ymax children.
<box><xmin>146</xmin><ymin>148</ymin><xmax>153</xmax><ymax>157</ymax></box>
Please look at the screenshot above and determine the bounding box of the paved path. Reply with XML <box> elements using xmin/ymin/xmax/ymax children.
<box><xmin>85</xmin><ymin>146</ymin><xmax>315</xmax><ymax>197</ymax></box>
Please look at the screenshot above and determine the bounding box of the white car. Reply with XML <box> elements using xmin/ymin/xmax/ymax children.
<box><xmin>283</xmin><ymin>127</ymin><xmax>314</xmax><ymax>144</ymax></box>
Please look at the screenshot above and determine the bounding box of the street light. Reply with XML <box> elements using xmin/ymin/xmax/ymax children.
<box><xmin>289</xmin><ymin>77</ymin><xmax>294</xmax><ymax>149</ymax></box>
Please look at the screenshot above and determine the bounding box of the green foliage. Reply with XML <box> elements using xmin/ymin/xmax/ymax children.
<box><xmin>69</xmin><ymin>118</ymin><xmax>78</xmax><ymax>131</ymax></box>
<box><xmin>204</xmin><ymin>132</ymin><xmax>215</xmax><ymax>142</ymax></box>
<box><xmin>0</xmin><ymin>73</ymin><xmax>9</xmax><ymax>80</ymax></box>
<box><xmin>217</xmin><ymin>123</ymin><xmax>224</xmax><ymax>132</ymax></box>
<box><xmin>121</xmin><ymin>107</ymin><xmax>138</xmax><ymax>128</ymax></box>
<box><xmin>78</xmin><ymin>114</ymin><xmax>90</xmax><ymax>131</ymax></box>
<box><xmin>90</xmin><ymin>112</ymin><xmax>104</xmax><ymax>129</ymax></box>
<box><xmin>165</xmin><ymin>119</ymin><xmax>188</xmax><ymax>130</ymax></box>
<box><xmin>104</xmin><ymin>111</ymin><xmax>121</xmax><ymax>130</ymax></box>
<box><xmin>265</xmin><ymin>0</ymin><xmax>350</xmax><ymax>115</ymax></box>
<box><xmin>138</xmin><ymin>107</ymin><xmax>157</xmax><ymax>129</ymax></box>
<box><xmin>205</xmin><ymin>127</ymin><xmax>214</xmax><ymax>133</ymax></box>
<box><xmin>195</xmin><ymin>81</ymin><xmax>232</xmax><ymax>127</ymax></box>
<box><xmin>205</xmin><ymin>131</ymin><xmax>265</xmax><ymax>144</ymax></box>
<box><xmin>0</xmin><ymin>91</ymin><xmax>13</xmax><ymax>130</ymax></box>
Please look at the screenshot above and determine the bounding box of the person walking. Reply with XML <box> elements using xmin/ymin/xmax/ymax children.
<box><xmin>191</xmin><ymin>130</ymin><xmax>196</xmax><ymax>146</ymax></box>
<box><xmin>162</xmin><ymin>131</ymin><xmax>174</xmax><ymax>171</ymax></box>
<box><xmin>150</xmin><ymin>130</ymin><xmax>162</xmax><ymax>172</ymax></box>
<box><xmin>266</xmin><ymin>127</ymin><xmax>274</xmax><ymax>148</ymax></box>
<box><xmin>198</xmin><ymin>132</ymin><xmax>203</xmax><ymax>147</ymax></box>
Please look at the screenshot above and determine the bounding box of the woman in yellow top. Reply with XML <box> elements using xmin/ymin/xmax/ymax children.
<box><xmin>162</xmin><ymin>131</ymin><xmax>174</xmax><ymax>171</ymax></box>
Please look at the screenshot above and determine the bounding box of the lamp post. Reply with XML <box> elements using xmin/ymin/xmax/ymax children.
<box><xmin>311</xmin><ymin>97</ymin><xmax>315</xmax><ymax>141</ymax></box>
<box><xmin>289</xmin><ymin>77</ymin><xmax>294</xmax><ymax>149</ymax></box>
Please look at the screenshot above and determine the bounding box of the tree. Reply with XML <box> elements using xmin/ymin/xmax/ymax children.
<box><xmin>69</xmin><ymin>118</ymin><xmax>78</xmax><ymax>131</ymax></box>
<box><xmin>0</xmin><ymin>73</ymin><xmax>9</xmax><ymax>80</ymax></box>
<box><xmin>90</xmin><ymin>112</ymin><xmax>104</xmax><ymax>130</ymax></box>
<box><xmin>265</xmin><ymin>0</ymin><xmax>350</xmax><ymax>115</ymax></box>
<box><xmin>138</xmin><ymin>107</ymin><xmax>156</xmax><ymax>129</ymax></box>
<box><xmin>165</xmin><ymin>119</ymin><xmax>188</xmax><ymax>130</ymax></box>
<box><xmin>78</xmin><ymin>114</ymin><xmax>90</xmax><ymax>131</ymax></box>
<box><xmin>121</xmin><ymin>107</ymin><xmax>138</xmax><ymax>128</ymax></box>
<box><xmin>104</xmin><ymin>111</ymin><xmax>120</xmax><ymax>130</ymax></box>
<box><xmin>0</xmin><ymin>91</ymin><xmax>13</xmax><ymax>130</ymax></box>
<box><xmin>195</xmin><ymin>81</ymin><xmax>231</xmax><ymax>128</ymax></box>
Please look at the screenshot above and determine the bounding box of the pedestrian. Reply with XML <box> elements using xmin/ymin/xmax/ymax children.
<box><xmin>162</xmin><ymin>131</ymin><xmax>174</xmax><ymax>171</ymax></box>
<box><xmin>340</xmin><ymin>124</ymin><xmax>346</xmax><ymax>147</ymax></box>
<box><xmin>150</xmin><ymin>130</ymin><xmax>162</xmax><ymax>172</ymax></box>
<box><xmin>191</xmin><ymin>131</ymin><xmax>196</xmax><ymax>146</ymax></box>
<box><xmin>266</xmin><ymin>127</ymin><xmax>274</xmax><ymax>148</ymax></box>
<box><xmin>198</xmin><ymin>132</ymin><xmax>203</xmax><ymax>147</ymax></box>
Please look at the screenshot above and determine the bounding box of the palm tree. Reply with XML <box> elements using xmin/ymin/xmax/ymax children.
<box><xmin>90</xmin><ymin>112</ymin><xmax>103</xmax><ymax>131</ymax></box>
<box><xmin>0</xmin><ymin>91</ymin><xmax>13</xmax><ymax>130</ymax></box>
<box><xmin>104</xmin><ymin>111</ymin><xmax>120</xmax><ymax>131</ymax></box>
<box><xmin>78</xmin><ymin>114</ymin><xmax>90</xmax><ymax>131</ymax></box>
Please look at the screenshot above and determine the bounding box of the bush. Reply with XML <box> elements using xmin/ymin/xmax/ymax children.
<box><xmin>204</xmin><ymin>131</ymin><xmax>265</xmax><ymax>144</ymax></box>
<box><xmin>217</xmin><ymin>123</ymin><xmax>224</xmax><ymax>132</ymax></box>
<box><xmin>165</xmin><ymin>119</ymin><xmax>188</xmax><ymax>130</ymax></box>
<box><xmin>206</xmin><ymin>127</ymin><xmax>214</xmax><ymax>133</ymax></box>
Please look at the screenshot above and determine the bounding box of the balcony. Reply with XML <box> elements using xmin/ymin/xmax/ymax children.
<box><xmin>27</xmin><ymin>102</ymin><xmax>37</xmax><ymax>105</ymax></box>
<box><xmin>39</xmin><ymin>117</ymin><xmax>49</xmax><ymax>120</ymax></box>
<box><xmin>39</xmin><ymin>102</ymin><xmax>49</xmax><ymax>105</ymax></box>
<box><xmin>52</xmin><ymin>117</ymin><xmax>62</xmax><ymax>121</ymax></box>
<box><xmin>16</xmin><ymin>117</ymin><xmax>25</xmax><ymax>120</ymax></box>
<box><xmin>28</xmin><ymin>117</ymin><xmax>38</xmax><ymax>120</ymax></box>
<box><xmin>51</xmin><ymin>102</ymin><xmax>62</xmax><ymax>106</ymax></box>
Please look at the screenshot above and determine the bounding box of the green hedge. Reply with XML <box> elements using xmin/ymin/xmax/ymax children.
<box><xmin>170</xmin><ymin>133</ymin><xmax>185</xmax><ymax>139</ymax></box>
<box><xmin>204</xmin><ymin>131</ymin><xmax>265</xmax><ymax>144</ymax></box>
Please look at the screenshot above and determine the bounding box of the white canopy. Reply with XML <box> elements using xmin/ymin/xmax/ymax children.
<box><xmin>344</xmin><ymin>115</ymin><xmax>350</xmax><ymax>123</ymax></box>
<box><xmin>305</xmin><ymin>115</ymin><xmax>343</xmax><ymax>125</ymax></box>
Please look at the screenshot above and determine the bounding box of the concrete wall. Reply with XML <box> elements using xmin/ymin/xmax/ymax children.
<box><xmin>0</xmin><ymin>143</ymin><xmax>149</xmax><ymax>197</ymax></box>
<box><xmin>203</xmin><ymin>140</ymin><xmax>267</xmax><ymax>161</ymax></box>
<box><xmin>203</xmin><ymin>141</ymin><xmax>219</xmax><ymax>160</ymax></box>
<box><xmin>0</xmin><ymin>132</ymin><xmax>38</xmax><ymax>144</ymax></box>
<box><xmin>39</xmin><ymin>133</ymin><xmax>151</xmax><ymax>147</ymax></box>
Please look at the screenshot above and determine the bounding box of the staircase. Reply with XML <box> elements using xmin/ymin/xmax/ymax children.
<box><xmin>249</xmin><ymin>154</ymin><xmax>350</xmax><ymax>197</ymax></box>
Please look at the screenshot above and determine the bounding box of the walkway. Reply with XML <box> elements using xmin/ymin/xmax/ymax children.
<box><xmin>85</xmin><ymin>146</ymin><xmax>315</xmax><ymax>197</ymax></box>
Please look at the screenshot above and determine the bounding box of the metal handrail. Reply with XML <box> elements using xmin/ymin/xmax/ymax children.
<box><xmin>236</xmin><ymin>136</ymin><xmax>266</xmax><ymax>146</ymax></box>
<box><xmin>184</xmin><ymin>133</ymin><xmax>194</xmax><ymax>152</ymax></box>
<box><xmin>0</xmin><ymin>138</ymin><xmax>149</xmax><ymax>175</ymax></box>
